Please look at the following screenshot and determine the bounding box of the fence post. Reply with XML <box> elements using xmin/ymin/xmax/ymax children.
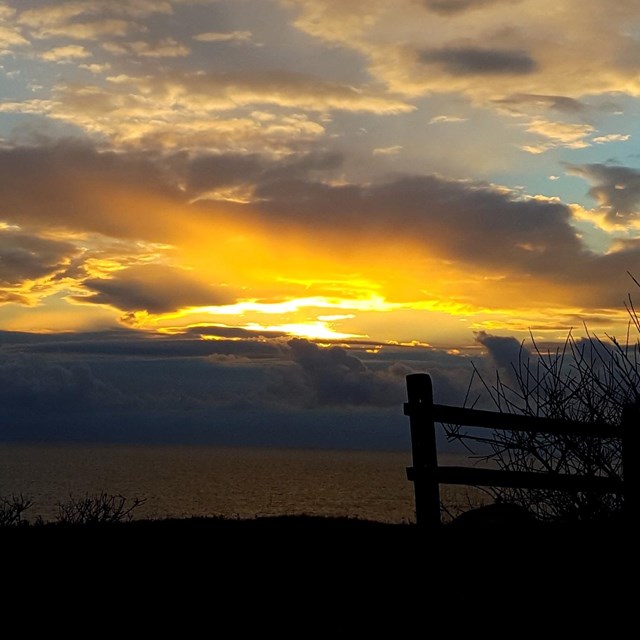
<box><xmin>405</xmin><ymin>374</ymin><xmax>441</xmax><ymax>527</ymax></box>
<box><xmin>622</xmin><ymin>403</ymin><xmax>638</xmax><ymax>525</ymax></box>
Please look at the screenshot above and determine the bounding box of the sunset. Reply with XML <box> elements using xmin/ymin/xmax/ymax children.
<box><xmin>2</xmin><ymin>0</ymin><xmax>639</xmax><ymax>345</ymax></box>
<box><xmin>0</xmin><ymin>0</ymin><xmax>638</xmax><ymax>543</ymax></box>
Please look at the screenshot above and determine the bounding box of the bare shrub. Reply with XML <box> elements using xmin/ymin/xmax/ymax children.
<box><xmin>0</xmin><ymin>494</ymin><xmax>33</xmax><ymax>527</ymax></box>
<box><xmin>55</xmin><ymin>492</ymin><xmax>146</xmax><ymax>526</ymax></box>
<box><xmin>446</xmin><ymin>280</ymin><xmax>640</xmax><ymax>523</ymax></box>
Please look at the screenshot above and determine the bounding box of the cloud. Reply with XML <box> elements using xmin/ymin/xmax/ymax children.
<box><xmin>0</xmin><ymin>140</ymin><xmax>637</xmax><ymax>316</ymax></box>
<box><xmin>83</xmin><ymin>69</ymin><xmax>412</xmax><ymax>113</ymax></box>
<box><xmin>79</xmin><ymin>62</ymin><xmax>111</xmax><ymax>74</ymax></box>
<box><xmin>372</xmin><ymin>145</ymin><xmax>402</xmax><ymax>156</ymax></box>
<box><xmin>181</xmin><ymin>324</ymin><xmax>289</xmax><ymax>341</ymax></box>
<box><xmin>0</xmin><ymin>26</ymin><xmax>27</xmax><ymax>52</ymax></box>
<box><xmin>566</xmin><ymin>163</ymin><xmax>640</xmax><ymax>226</ymax></box>
<box><xmin>40</xmin><ymin>45</ymin><xmax>92</xmax><ymax>62</ymax></box>
<box><xmin>419</xmin><ymin>47</ymin><xmax>536</xmax><ymax>76</ymax></box>
<box><xmin>30</xmin><ymin>19</ymin><xmax>131</xmax><ymax>40</ymax></box>
<box><xmin>284</xmin><ymin>0</ymin><xmax>640</xmax><ymax>112</ymax></box>
<box><xmin>0</xmin><ymin>141</ymin><xmax>185</xmax><ymax>240</ymax></box>
<box><xmin>428</xmin><ymin>115</ymin><xmax>468</xmax><ymax>124</ymax></box>
<box><xmin>269</xmin><ymin>338</ymin><xmax>414</xmax><ymax>407</ymax></box>
<box><xmin>6</xmin><ymin>70</ymin><xmax>412</xmax><ymax>152</ymax></box>
<box><xmin>494</xmin><ymin>94</ymin><xmax>589</xmax><ymax>115</ymax></box>
<box><xmin>0</xmin><ymin>229</ymin><xmax>77</xmax><ymax>288</ymax></box>
<box><xmin>475</xmin><ymin>330</ymin><xmax>529</xmax><ymax>371</ymax></box>
<box><xmin>254</xmin><ymin>173</ymin><xmax>586</xmax><ymax>278</ymax></box>
<box><xmin>250</xmin><ymin>169</ymin><xmax>640</xmax><ymax>309</ymax></box>
<box><xmin>17</xmin><ymin>1</ymin><xmax>175</xmax><ymax>34</ymax></box>
<box><xmin>75</xmin><ymin>264</ymin><xmax>235</xmax><ymax>314</ymax></box>
<box><xmin>0</xmin><ymin>142</ymin><xmax>342</xmax><ymax>244</ymax></box>
<box><xmin>593</xmin><ymin>134</ymin><xmax>630</xmax><ymax>144</ymax></box>
<box><xmin>521</xmin><ymin>119</ymin><xmax>594</xmax><ymax>154</ymax></box>
<box><xmin>0</xmin><ymin>353</ymin><xmax>122</xmax><ymax>410</ymax></box>
<box><xmin>0</xmin><ymin>5</ymin><xmax>28</xmax><ymax>52</ymax></box>
<box><xmin>105</xmin><ymin>38</ymin><xmax>191</xmax><ymax>58</ymax></box>
<box><xmin>5</xmin><ymin>330</ymin><xmax>287</xmax><ymax>361</ymax></box>
<box><xmin>193</xmin><ymin>31</ymin><xmax>254</xmax><ymax>44</ymax></box>
<box><xmin>0</xmin><ymin>5</ymin><xmax>14</xmax><ymax>19</ymax></box>
<box><xmin>39</xmin><ymin>87</ymin><xmax>326</xmax><ymax>152</ymax></box>
<box><xmin>184</xmin><ymin>150</ymin><xmax>343</xmax><ymax>194</ymax></box>
<box><xmin>422</xmin><ymin>0</ymin><xmax>518</xmax><ymax>14</ymax></box>
<box><xmin>0</xmin><ymin>330</ymin><xmax>468</xmax><ymax>447</ymax></box>
<box><xmin>0</xmin><ymin>228</ymin><xmax>81</xmax><ymax>305</ymax></box>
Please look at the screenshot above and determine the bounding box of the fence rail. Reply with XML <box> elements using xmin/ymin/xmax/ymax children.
<box><xmin>404</xmin><ymin>373</ymin><xmax>636</xmax><ymax>526</ymax></box>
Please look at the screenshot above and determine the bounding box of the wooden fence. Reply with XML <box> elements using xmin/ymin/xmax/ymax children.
<box><xmin>404</xmin><ymin>373</ymin><xmax>637</xmax><ymax>526</ymax></box>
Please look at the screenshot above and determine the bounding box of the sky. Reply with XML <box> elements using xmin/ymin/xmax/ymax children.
<box><xmin>1</xmin><ymin>0</ymin><xmax>640</xmax><ymax>447</ymax></box>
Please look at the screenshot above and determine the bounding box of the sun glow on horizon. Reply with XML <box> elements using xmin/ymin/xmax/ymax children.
<box><xmin>244</xmin><ymin>321</ymin><xmax>361</xmax><ymax>341</ymax></box>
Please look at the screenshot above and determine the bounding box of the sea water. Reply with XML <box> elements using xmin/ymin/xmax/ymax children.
<box><xmin>0</xmin><ymin>444</ymin><xmax>485</xmax><ymax>524</ymax></box>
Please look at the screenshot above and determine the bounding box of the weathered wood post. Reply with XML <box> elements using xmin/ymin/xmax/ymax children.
<box><xmin>622</xmin><ymin>403</ymin><xmax>638</xmax><ymax>525</ymax></box>
<box><xmin>404</xmin><ymin>374</ymin><xmax>441</xmax><ymax>527</ymax></box>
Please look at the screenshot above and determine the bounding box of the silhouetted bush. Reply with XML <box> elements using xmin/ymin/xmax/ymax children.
<box><xmin>55</xmin><ymin>492</ymin><xmax>146</xmax><ymax>526</ymax></box>
<box><xmin>0</xmin><ymin>494</ymin><xmax>33</xmax><ymax>527</ymax></box>
<box><xmin>447</xmin><ymin>277</ymin><xmax>640</xmax><ymax>523</ymax></box>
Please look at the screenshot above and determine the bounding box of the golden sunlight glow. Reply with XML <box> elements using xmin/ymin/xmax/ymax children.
<box><xmin>244</xmin><ymin>321</ymin><xmax>361</xmax><ymax>341</ymax></box>
<box><xmin>2</xmin><ymin>162</ymin><xmax>634</xmax><ymax>347</ymax></box>
<box><xmin>195</xmin><ymin>294</ymin><xmax>397</xmax><ymax>316</ymax></box>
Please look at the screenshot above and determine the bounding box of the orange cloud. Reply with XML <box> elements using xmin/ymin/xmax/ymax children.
<box><xmin>0</xmin><ymin>141</ymin><xmax>638</xmax><ymax>344</ymax></box>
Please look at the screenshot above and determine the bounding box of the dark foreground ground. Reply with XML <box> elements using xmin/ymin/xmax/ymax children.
<box><xmin>1</xmin><ymin>514</ymin><xmax>632</xmax><ymax>627</ymax></box>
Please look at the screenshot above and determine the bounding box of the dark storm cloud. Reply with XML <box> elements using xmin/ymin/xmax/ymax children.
<box><xmin>566</xmin><ymin>163</ymin><xmax>640</xmax><ymax>225</ymax></box>
<box><xmin>423</xmin><ymin>0</ymin><xmax>519</xmax><ymax>14</ymax></box>
<box><xmin>0</xmin><ymin>329</ymin><xmax>482</xmax><ymax>447</ymax></box>
<box><xmin>75</xmin><ymin>264</ymin><xmax>233</xmax><ymax>314</ymax></box>
<box><xmin>472</xmin><ymin>331</ymin><xmax>534</xmax><ymax>398</ymax></box>
<box><xmin>268</xmin><ymin>338</ymin><xmax>414</xmax><ymax>407</ymax></box>
<box><xmin>475</xmin><ymin>331</ymin><xmax>529</xmax><ymax>370</ymax></box>
<box><xmin>0</xmin><ymin>328</ymin><xmax>137</xmax><ymax>346</ymax></box>
<box><xmin>495</xmin><ymin>94</ymin><xmax>588</xmax><ymax>114</ymax></box>
<box><xmin>0</xmin><ymin>353</ymin><xmax>122</xmax><ymax>410</ymax></box>
<box><xmin>419</xmin><ymin>47</ymin><xmax>536</xmax><ymax>76</ymax></box>
<box><xmin>0</xmin><ymin>229</ymin><xmax>78</xmax><ymax>287</ymax></box>
<box><xmin>0</xmin><ymin>329</ymin><xmax>476</xmax><ymax>406</ymax></box>
<box><xmin>3</xmin><ymin>330</ymin><xmax>285</xmax><ymax>360</ymax></box>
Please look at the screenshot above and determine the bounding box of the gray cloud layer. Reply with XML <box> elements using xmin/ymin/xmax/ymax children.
<box><xmin>269</xmin><ymin>338</ymin><xmax>411</xmax><ymax>408</ymax></box>
<box><xmin>423</xmin><ymin>0</ymin><xmax>519</xmax><ymax>14</ymax></box>
<box><xmin>0</xmin><ymin>329</ymin><xmax>477</xmax><ymax>447</ymax></box>
<box><xmin>420</xmin><ymin>47</ymin><xmax>537</xmax><ymax>76</ymax></box>
<box><xmin>77</xmin><ymin>264</ymin><xmax>233</xmax><ymax>314</ymax></box>
<box><xmin>0</xmin><ymin>353</ymin><xmax>123</xmax><ymax>411</ymax></box>
<box><xmin>495</xmin><ymin>94</ymin><xmax>589</xmax><ymax>114</ymax></box>
<box><xmin>475</xmin><ymin>330</ymin><xmax>529</xmax><ymax>371</ymax></box>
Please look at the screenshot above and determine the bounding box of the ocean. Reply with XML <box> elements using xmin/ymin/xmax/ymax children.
<box><xmin>0</xmin><ymin>444</ymin><xmax>484</xmax><ymax>524</ymax></box>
